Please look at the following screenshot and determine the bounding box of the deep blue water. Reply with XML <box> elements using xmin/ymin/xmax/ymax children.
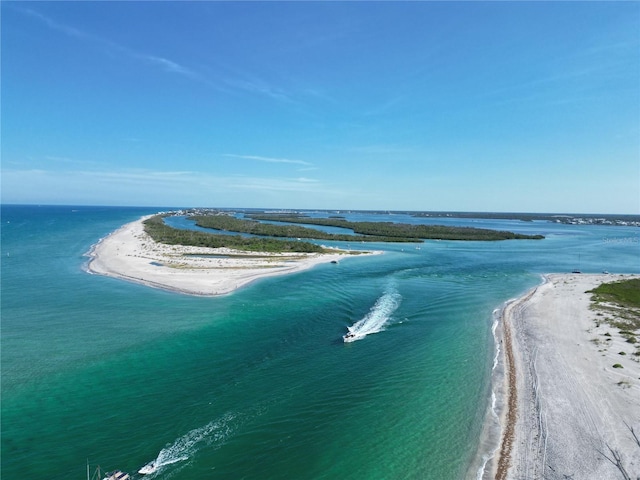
<box><xmin>1</xmin><ymin>205</ymin><xmax>638</xmax><ymax>479</ymax></box>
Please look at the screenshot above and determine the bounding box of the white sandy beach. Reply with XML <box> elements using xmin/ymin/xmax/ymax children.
<box><xmin>86</xmin><ymin>215</ymin><xmax>377</xmax><ymax>296</ymax></box>
<box><xmin>486</xmin><ymin>273</ymin><xmax>640</xmax><ymax>480</ymax></box>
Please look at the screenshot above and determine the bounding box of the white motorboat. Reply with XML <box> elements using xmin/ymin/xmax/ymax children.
<box><xmin>86</xmin><ymin>463</ymin><xmax>130</xmax><ymax>480</ymax></box>
<box><xmin>103</xmin><ymin>471</ymin><xmax>130</xmax><ymax>480</ymax></box>
<box><xmin>138</xmin><ymin>462</ymin><xmax>158</xmax><ymax>475</ymax></box>
<box><xmin>343</xmin><ymin>331</ymin><xmax>360</xmax><ymax>342</ymax></box>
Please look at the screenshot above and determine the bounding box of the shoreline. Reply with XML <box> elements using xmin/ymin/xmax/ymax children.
<box><xmin>86</xmin><ymin>215</ymin><xmax>381</xmax><ymax>297</ymax></box>
<box><xmin>476</xmin><ymin>273</ymin><xmax>640</xmax><ymax>479</ymax></box>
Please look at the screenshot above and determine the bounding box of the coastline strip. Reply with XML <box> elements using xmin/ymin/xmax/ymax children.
<box><xmin>86</xmin><ymin>215</ymin><xmax>380</xmax><ymax>296</ymax></box>
<box><xmin>494</xmin><ymin>293</ymin><xmax>518</xmax><ymax>480</ymax></box>
<box><xmin>491</xmin><ymin>273</ymin><xmax>640</xmax><ymax>479</ymax></box>
<box><xmin>493</xmin><ymin>283</ymin><xmax>541</xmax><ymax>480</ymax></box>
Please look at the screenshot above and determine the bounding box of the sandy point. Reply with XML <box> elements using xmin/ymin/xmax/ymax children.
<box><xmin>85</xmin><ymin>215</ymin><xmax>381</xmax><ymax>296</ymax></box>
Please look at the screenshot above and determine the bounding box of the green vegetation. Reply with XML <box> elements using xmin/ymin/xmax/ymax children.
<box><xmin>613</xmin><ymin>363</ymin><xmax>624</xmax><ymax>369</ymax></box>
<box><xmin>589</xmin><ymin>278</ymin><xmax>640</xmax><ymax>331</ymax></box>
<box><xmin>589</xmin><ymin>277</ymin><xmax>640</xmax><ymax>358</ymax></box>
<box><xmin>245</xmin><ymin>214</ymin><xmax>545</xmax><ymax>241</ymax></box>
<box><xmin>589</xmin><ymin>278</ymin><xmax>640</xmax><ymax>310</ymax></box>
<box><xmin>142</xmin><ymin>208</ymin><xmax>546</xmax><ymax>258</ymax></box>
<box><xmin>143</xmin><ymin>215</ymin><xmax>328</xmax><ymax>253</ymax></box>
<box><xmin>191</xmin><ymin>214</ymin><xmax>419</xmax><ymax>243</ymax></box>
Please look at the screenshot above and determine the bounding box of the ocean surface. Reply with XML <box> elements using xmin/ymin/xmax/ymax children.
<box><xmin>2</xmin><ymin>205</ymin><xmax>638</xmax><ymax>479</ymax></box>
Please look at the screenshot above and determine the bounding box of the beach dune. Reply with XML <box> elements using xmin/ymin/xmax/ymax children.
<box><xmin>86</xmin><ymin>215</ymin><xmax>375</xmax><ymax>296</ymax></box>
<box><xmin>489</xmin><ymin>274</ymin><xmax>640</xmax><ymax>480</ymax></box>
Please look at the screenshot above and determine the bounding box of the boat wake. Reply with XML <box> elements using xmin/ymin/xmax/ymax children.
<box><xmin>139</xmin><ymin>412</ymin><xmax>236</xmax><ymax>476</ymax></box>
<box><xmin>344</xmin><ymin>286</ymin><xmax>402</xmax><ymax>342</ymax></box>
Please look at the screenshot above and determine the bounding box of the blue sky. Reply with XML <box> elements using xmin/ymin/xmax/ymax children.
<box><xmin>2</xmin><ymin>1</ymin><xmax>638</xmax><ymax>213</ymax></box>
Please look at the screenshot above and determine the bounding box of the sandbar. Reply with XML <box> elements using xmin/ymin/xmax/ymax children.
<box><xmin>86</xmin><ymin>215</ymin><xmax>379</xmax><ymax>296</ymax></box>
<box><xmin>481</xmin><ymin>273</ymin><xmax>640</xmax><ymax>479</ymax></box>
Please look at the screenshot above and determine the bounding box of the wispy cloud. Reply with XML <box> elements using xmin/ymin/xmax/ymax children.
<box><xmin>348</xmin><ymin>144</ymin><xmax>413</xmax><ymax>155</ymax></box>
<box><xmin>44</xmin><ymin>155</ymin><xmax>77</xmax><ymax>163</ymax></box>
<box><xmin>223</xmin><ymin>77</ymin><xmax>295</xmax><ymax>104</ymax></box>
<box><xmin>1</xmin><ymin>167</ymin><xmax>340</xmax><ymax>206</ymax></box>
<box><xmin>480</xmin><ymin>34</ymin><xmax>639</xmax><ymax>107</ymax></box>
<box><xmin>226</xmin><ymin>176</ymin><xmax>323</xmax><ymax>193</ymax></box>
<box><xmin>20</xmin><ymin>7</ymin><xmax>89</xmax><ymax>40</ymax></box>
<box><xmin>362</xmin><ymin>95</ymin><xmax>406</xmax><ymax>117</ymax></box>
<box><xmin>17</xmin><ymin>7</ymin><xmax>303</xmax><ymax>102</ymax></box>
<box><xmin>223</xmin><ymin>154</ymin><xmax>313</xmax><ymax>167</ymax></box>
<box><xmin>136</xmin><ymin>54</ymin><xmax>200</xmax><ymax>80</ymax></box>
<box><xmin>17</xmin><ymin>7</ymin><xmax>206</xmax><ymax>84</ymax></box>
<box><xmin>42</xmin><ymin>155</ymin><xmax>104</xmax><ymax>168</ymax></box>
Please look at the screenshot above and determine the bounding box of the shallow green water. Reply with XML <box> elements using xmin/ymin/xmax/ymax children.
<box><xmin>2</xmin><ymin>205</ymin><xmax>638</xmax><ymax>479</ymax></box>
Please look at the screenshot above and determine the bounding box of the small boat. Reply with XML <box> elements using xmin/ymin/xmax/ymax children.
<box><xmin>138</xmin><ymin>462</ymin><xmax>158</xmax><ymax>475</ymax></box>
<box><xmin>87</xmin><ymin>462</ymin><xmax>130</xmax><ymax>480</ymax></box>
<box><xmin>103</xmin><ymin>471</ymin><xmax>130</xmax><ymax>480</ymax></box>
<box><xmin>343</xmin><ymin>331</ymin><xmax>359</xmax><ymax>342</ymax></box>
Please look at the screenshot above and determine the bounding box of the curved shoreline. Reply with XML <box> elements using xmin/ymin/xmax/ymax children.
<box><xmin>85</xmin><ymin>215</ymin><xmax>380</xmax><ymax>296</ymax></box>
<box><xmin>493</xmin><ymin>281</ymin><xmax>542</xmax><ymax>480</ymax></box>
<box><xmin>467</xmin><ymin>285</ymin><xmax>542</xmax><ymax>480</ymax></box>
<box><xmin>479</xmin><ymin>273</ymin><xmax>640</xmax><ymax>480</ymax></box>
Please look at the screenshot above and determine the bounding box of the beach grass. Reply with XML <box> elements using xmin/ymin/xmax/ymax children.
<box><xmin>589</xmin><ymin>278</ymin><xmax>640</xmax><ymax>308</ymax></box>
<box><xmin>588</xmin><ymin>278</ymin><xmax>640</xmax><ymax>330</ymax></box>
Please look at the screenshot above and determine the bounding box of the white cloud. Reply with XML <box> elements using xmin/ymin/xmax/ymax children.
<box><xmin>16</xmin><ymin>7</ymin><xmax>306</xmax><ymax>103</ymax></box>
<box><xmin>0</xmin><ymin>167</ymin><xmax>340</xmax><ymax>207</ymax></box>
<box><xmin>223</xmin><ymin>77</ymin><xmax>294</xmax><ymax>103</ymax></box>
<box><xmin>20</xmin><ymin>7</ymin><xmax>90</xmax><ymax>40</ymax></box>
<box><xmin>44</xmin><ymin>155</ymin><xmax>76</xmax><ymax>163</ymax></box>
<box><xmin>348</xmin><ymin>144</ymin><xmax>414</xmax><ymax>155</ymax></box>
<box><xmin>226</xmin><ymin>175</ymin><xmax>325</xmax><ymax>193</ymax></box>
<box><xmin>17</xmin><ymin>7</ymin><xmax>203</xmax><ymax>83</ymax></box>
<box><xmin>223</xmin><ymin>154</ymin><xmax>313</xmax><ymax>167</ymax></box>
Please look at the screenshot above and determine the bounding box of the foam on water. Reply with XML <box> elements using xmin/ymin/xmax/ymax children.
<box><xmin>139</xmin><ymin>412</ymin><xmax>236</xmax><ymax>476</ymax></box>
<box><xmin>344</xmin><ymin>285</ymin><xmax>402</xmax><ymax>342</ymax></box>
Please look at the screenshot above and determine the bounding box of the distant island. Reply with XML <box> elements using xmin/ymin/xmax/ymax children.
<box><xmin>411</xmin><ymin>211</ymin><xmax>640</xmax><ymax>226</ymax></box>
<box><xmin>142</xmin><ymin>210</ymin><xmax>544</xmax><ymax>253</ymax></box>
<box><xmin>242</xmin><ymin>213</ymin><xmax>545</xmax><ymax>241</ymax></box>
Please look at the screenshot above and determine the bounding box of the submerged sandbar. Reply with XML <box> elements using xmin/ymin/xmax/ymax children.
<box><xmin>87</xmin><ymin>215</ymin><xmax>379</xmax><ymax>296</ymax></box>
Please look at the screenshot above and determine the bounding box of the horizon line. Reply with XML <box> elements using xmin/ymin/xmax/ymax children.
<box><xmin>2</xmin><ymin>203</ymin><xmax>639</xmax><ymax>218</ymax></box>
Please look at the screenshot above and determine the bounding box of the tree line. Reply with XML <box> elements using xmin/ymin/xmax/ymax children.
<box><xmin>191</xmin><ymin>214</ymin><xmax>419</xmax><ymax>243</ymax></box>
<box><xmin>246</xmin><ymin>214</ymin><xmax>545</xmax><ymax>241</ymax></box>
<box><xmin>143</xmin><ymin>215</ymin><xmax>327</xmax><ymax>253</ymax></box>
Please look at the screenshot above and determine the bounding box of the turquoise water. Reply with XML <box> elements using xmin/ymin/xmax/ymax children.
<box><xmin>2</xmin><ymin>205</ymin><xmax>638</xmax><ymax>479</ymax></box>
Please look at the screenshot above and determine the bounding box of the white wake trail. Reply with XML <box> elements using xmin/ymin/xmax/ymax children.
<box><xmin>344</xmin><ymin>287</ymin><xmax>402</xmax><ymax>342</ymax></box>
<box><xmin>139</xmin><ymin>412</ymin><xmax>236</xmax><ymax>475</ymax></box>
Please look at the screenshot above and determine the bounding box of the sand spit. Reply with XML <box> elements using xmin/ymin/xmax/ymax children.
<box><xmin>86</xmin><ymin>215</ymin><xmax>379</xmax><ymax>296</ymax></box>
<box><xmin>488</xmin><ymin>273</ymin><xmax>640</xmax><ymax>480</ymax></box>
